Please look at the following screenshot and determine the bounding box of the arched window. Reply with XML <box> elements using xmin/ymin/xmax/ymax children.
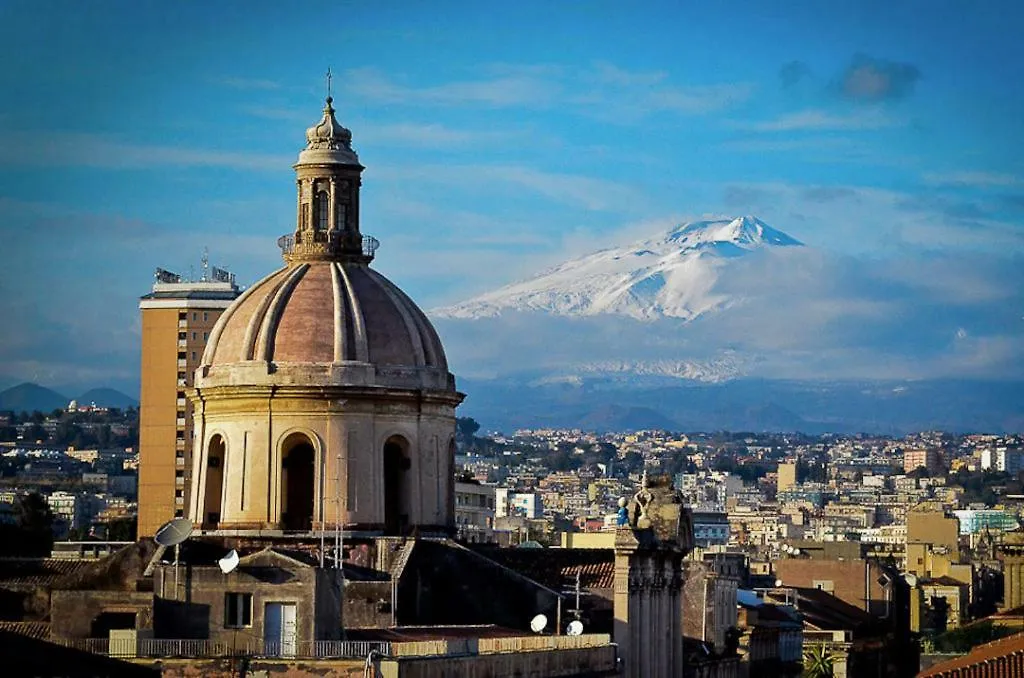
<box><xmin>281</xmin><ymin>433</ymin><xmax>316</xmax><ymax>531</ymax></box>
<box><xmin>314</xmin><ymin>191</ymin><xmax>329</xmax><ymax>231</ymax></box>
<box><xmin>383</xmin><ymin>435</ymin><xmax>411</xmax><ymax>536</ymax></box>
<box><xmin>204</xmin><ymin>435</ymin><xmax>226</xmax><ymax>528</ymax></box>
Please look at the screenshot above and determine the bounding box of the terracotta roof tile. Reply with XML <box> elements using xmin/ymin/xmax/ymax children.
<box><xmin>919</xmin><ymin>630</ymin><xmax>1024</xmax><ymax>676</ymax></box>
<box><xmin>0</xmin><ymin>621</ymin><xmax>50</xmax><ymax>639</ymax></box>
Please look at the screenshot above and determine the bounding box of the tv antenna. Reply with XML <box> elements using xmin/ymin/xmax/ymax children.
<box><xmin>529</xmin><ymin>614</ymin><xmax>548</xmax><ymax>634</ymax></box>
<box><xmin>154</xmin><ymin>517</ymin><xmax>193</xmax><ymax>598</ymax></box>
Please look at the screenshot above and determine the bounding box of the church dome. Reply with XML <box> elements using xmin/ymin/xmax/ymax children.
<box><xmin>201</xmin><ymin>260</ymin><xmax>448</xmax><ymax>373</ymax></box>
<box><xmin>188</xmin><ymin>88</ymin><xmax>460</xmax><ymax>537</ymax></box>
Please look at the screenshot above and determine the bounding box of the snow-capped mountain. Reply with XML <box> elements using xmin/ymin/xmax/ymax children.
<box><xmin>434</xmin><ymin>215</ymin><xmax>802</xmax><ymax>321</ymax></box>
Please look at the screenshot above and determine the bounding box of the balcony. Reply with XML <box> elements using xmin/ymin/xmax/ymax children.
<box><xmin>277</xmin><ymin>232</ymin><xmax>379</xmax><ymax>261</ymax></box>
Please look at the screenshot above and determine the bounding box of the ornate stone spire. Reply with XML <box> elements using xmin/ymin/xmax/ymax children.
<box><xmin>280</xmin><ymin>91</ymin><xmax>377</xmax><ymax>264</ymax></box>
<box><xmin>299</xmin><ymin>96</ymin><xmax>360</xmax><ymax>166</ymax></box>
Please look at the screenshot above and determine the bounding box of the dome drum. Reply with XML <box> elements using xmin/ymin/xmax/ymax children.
<box><xmin>188</xmin><ymin>391</ymin><xmax>457</xmax><ymax>535</ymax></box>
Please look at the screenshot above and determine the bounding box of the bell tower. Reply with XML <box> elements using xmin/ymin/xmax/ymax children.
<box><xmin>283</xmin><ymin>79</ymin><xmax>376</xmax><ymax>264</ymax></box>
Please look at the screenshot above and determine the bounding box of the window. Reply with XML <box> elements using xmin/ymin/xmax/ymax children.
<box><xmin>192</xmin><ymin>331</ymin><xmax>197</xmax><ymax>341</ymax></box>
<box><xmin>203</xmin><ymin>312</ymin><xmax>209</xmax><ymax>322</ymax></box>
<box><xmin>178</xmin><ymin>332</ymin><xmax>186</xmax><ymax>340</ymax></box>
<box><xmin>192</xmin><ymin>312</ymin><xmax>198</xmax><ymax>321</ymax></box>
<box><xmin>191</xmin><ymin>351</ymin><xmax>197</xmax><ymax>360</ymax></box>
<box><xmin>203</xmin><ymin>332</ymin><xmax>209</xmax><ymax>341</ymax></box>
<box><xmin>175</xmin><ymin>470</ymin><xmax>184</xmax><ymax>478</ymax></box>
<box><xmin>174</xmin><ymin>509</ymin><xmax>184</xmax><ymax>518</ymax></box>
<box><xmin>177</xmin><ymin>352</ymin><xmax>186</xmax><ymax>360</ymax></box>
<box><xmin>178</xmin><ymin>311</ymin><xmax>187</xmax><ymax>320</ymax></box>
<box><xmin>225</xmin><ymin>593</ymin><xmax>252</xmax><ymax>628</ymax></box>
<box><xmin>315</xmin><ymin>191</ymin><xmax>329</xmax><ymax>230</ymax></box>
<box><xmin>175</xmin><ymin>489</ymin><xmax>184</xmax><ymax>498</ymax></box>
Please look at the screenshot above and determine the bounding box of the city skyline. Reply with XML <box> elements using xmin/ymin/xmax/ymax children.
<box><xmin>1</xmin><ymin>1</ymin><xmax>1022</xmax><ymax>394</ymax></box>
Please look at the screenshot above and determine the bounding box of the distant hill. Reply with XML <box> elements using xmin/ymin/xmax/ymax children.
<box><xmin>0</xmin><ymin>383</ymin><xmax>68</xmax><ymax>413</ymax></box>
<box><xmin>75</xmin><ymin>388</ymin><xmax>138</xmax><ymax>410</ymax></box>
<box><xmin>575</xmin><ymin>404</ymin><xmax>679</xmax><ymax>433</ymax></box>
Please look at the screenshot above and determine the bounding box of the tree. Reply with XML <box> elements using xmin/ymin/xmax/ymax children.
<box><xmin>802</xmin><ymin>644</ymin><xmax>834</xmax><ymax>678</ymax></box>
<box><xmin>23</xmin><ymin>424</ymin><xmax>46</xmax><ymax>442</ymax></box>
<box><xmin>14</xmin><ymin>493</ymin><xmax>53</xmax><ymax>556</ymax></box>
<box><xmin>106</xmin><ymin>517</ymin><xmax>137</xmax><ymax>542</ymax></box>
<box><xmin>456</xmin><ymin>417</ymin><xmax>480</xmax><ymax>439</ymax></box>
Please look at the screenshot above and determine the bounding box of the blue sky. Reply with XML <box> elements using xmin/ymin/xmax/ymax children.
<box><xmin>0</xmin><ymin>1</ymin><xmax>1022</xmax><ymax>394</ymax></box>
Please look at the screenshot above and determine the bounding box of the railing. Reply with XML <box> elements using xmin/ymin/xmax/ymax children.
<box><xmin>50</xmin><ymin>637</ymin><xmax>391</xmax><ymax>660</ymax></box>
<box><xmin>278</xmin><ymin>232</ymin><xmax>379</xmax><ymax>260</ymax></box>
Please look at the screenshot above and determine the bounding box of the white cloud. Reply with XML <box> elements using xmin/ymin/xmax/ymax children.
<box><xmin>733</xmin><ymin>108</ymin><xmax>900</xmax><ymax>132</ymax></box>
<box><xmin>215</xmin><ymin>77</ymin><xmax>283</xmax><ymax>91</ymax></box>
<box><xmin>0</xmin><ymin>132</ymin><xmax>289</xmax><ymax>171</ymax></box>
<box><xmin>342</xmin><ymin>63</ymin><xmax>752</xmax><ymax>119</ymax></box>
<box><xmin>922</xmin><ymin>171</ymin><xmax>1024</xmax><ymax>188</ymax></box>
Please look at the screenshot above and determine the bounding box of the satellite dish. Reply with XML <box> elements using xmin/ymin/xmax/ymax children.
<box><xmin>218</xmin><ymin>549</ymin><xmax>239</xmax><ymax>574</ymax></box>
<box><xmin>154</xmin><ymin>518</ymin><xmax>193</xmax><ymax>547</ymax></box>
<box><xmin>567</xmin><ymin>620</ymin><xmax>584</xmax><ymax>636</ymax></box>
<box><xmin>530</xmin><ymin>614</ymin><xmax>548</xmax><ymax>634</ymax></box>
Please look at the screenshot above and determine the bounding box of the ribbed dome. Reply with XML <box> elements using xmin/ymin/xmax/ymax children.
<box><xmin>202</xmin><ymin>261</ymin><xmax>448</xmax><ymax>373</ymax></box>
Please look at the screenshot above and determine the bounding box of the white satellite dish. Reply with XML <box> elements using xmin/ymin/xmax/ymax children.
<box><xmin>530</xmin><ymin>614</ymin><xmax>548</xmax><ymax>634</ymax></box>
<box><xmin>218</xmin><ymin>549</ymin><xmax>239</xmax><ymax>574</ymax></box>
<box><xmin>567</xmin><ymin>620</ymin><xmax>584</xmax><ymax>636</ymax></box>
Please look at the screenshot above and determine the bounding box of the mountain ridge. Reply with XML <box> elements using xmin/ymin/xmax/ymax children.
<box><xmin>434</xmin><ymin>215</ymin><xmax>802</xmax><ymax>321</ymax></box>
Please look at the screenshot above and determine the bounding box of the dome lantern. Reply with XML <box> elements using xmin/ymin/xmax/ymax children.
<box><xmin>281</xmin><ymin>87</ymin><xmax>376</xmax><ymax>264</ymax></box>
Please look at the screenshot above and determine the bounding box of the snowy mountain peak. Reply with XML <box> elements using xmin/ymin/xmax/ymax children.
<box><xmin>434</xmin><ymin>216</ymin><xmax>803</xmax><ymax>321</ymax></box>
<box><xmin>661</xmin><ymin>215</ymin><xmax>802</xmax><ymax>250</ymax></box>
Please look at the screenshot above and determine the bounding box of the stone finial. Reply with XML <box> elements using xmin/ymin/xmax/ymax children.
<box><xmin>305</xmin><ymin>96</ymin><xmax>355</xmax><ymax>152</ymax></box>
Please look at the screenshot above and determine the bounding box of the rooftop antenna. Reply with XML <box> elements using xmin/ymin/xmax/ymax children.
<box><xmin>201</xmin><ymin>247</ymin><xmax>209</xmax><ymax>282</ymax></box>
<box><xmin>326</xmin><ymin>67</ymin><xmax>333</xmax><ymax>99</ymax></box>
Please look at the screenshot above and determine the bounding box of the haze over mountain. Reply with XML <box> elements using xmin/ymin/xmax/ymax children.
<box><xmin>432</xmin><ymin>215</ymin><xmax>1024</xmax><ymax>433</ymax></box>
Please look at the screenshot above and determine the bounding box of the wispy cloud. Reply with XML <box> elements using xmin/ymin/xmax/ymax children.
<box><xmin>837</xmin><ymin>54</ymin><xmax>921</xmax><ymax>102</ymax></box>
<box><xmin>733</xmin><ymin>108</ymin><xmax>900</xmax><ymax>132</ymax></box>
<box><xmin>923</xmin><ymin>171</ymin><xmax>1024</xmax><ymax>188</ymax></box>
<box><xmin>345</xmin><ymin>67</ymin><xmax>556</xmax><ymax>107</ymax></box>
<box><xmin>216</xmin><ymin>76</ymin><xmax>283</xmax><ymax>90</ymax></box>
<box><xmin>342</xmin><ymin>63</ymin><xmax>753</xmax><ymax>119</ymax></box>
<box><xmin>719</xmin><ymin>137</ymin><xmax>857</xmax><ymax>153</ymax></box>
<box><xmin>374</xmin><ymin>163</ymin><xmax>641</xmax><ymax>212</ymax></box>
<box><xmin>0</xmin><ymin>132</ymin><xmax>289</xmax><ymax>170</ymax></box>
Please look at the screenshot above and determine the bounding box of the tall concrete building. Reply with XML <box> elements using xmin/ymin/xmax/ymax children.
<box><xmin>138</xmin><ymin>270</ymin><xmax>239</xmax><ymax>536</ymax></box>
<box><xmin>777</xmin><ymin>461</ymin><xmax>797</xmax><ymax>491</ymax></box>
